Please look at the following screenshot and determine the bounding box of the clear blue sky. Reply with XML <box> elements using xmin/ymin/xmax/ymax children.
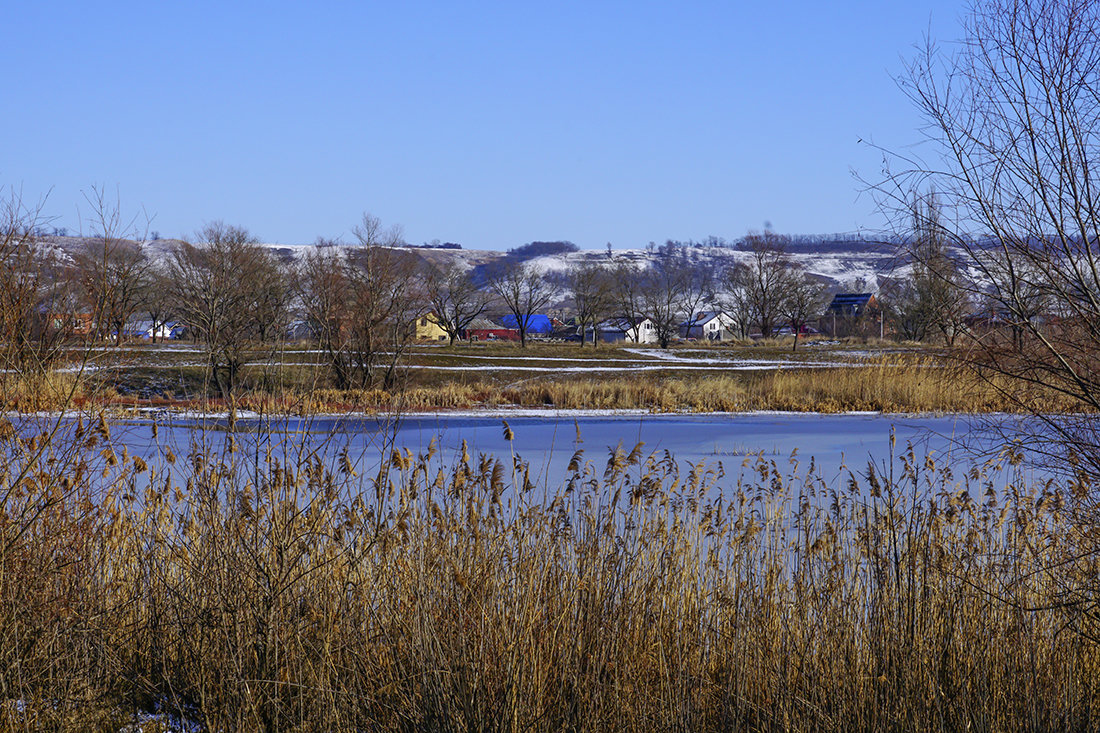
<box><xmin>3</xmin><ymin>1</ymin><xmax>966</xmax><ymax>249</ymax></box>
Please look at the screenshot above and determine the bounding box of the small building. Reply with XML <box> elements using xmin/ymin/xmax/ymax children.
<box><xmin>823</xmin><ymin>293</ymin><xmax>881</xmax><ymax>338</ymax></box>
<box><xmin>463</xmin><ymin>317</ymin><xmax>519</xmax><ymax>341</ymax></box>
<box><xmin>415</xmin><ymin>312</ymin><xmax>449</xmax><ymax>341</ymax></box>
<box><xmin>679</xmin><ymin>311</ymin><xmax>736</xmax><ymax>340</ymax></box>
<box><xmin>594</xmin><ymin>317</ymin><xmax>659</xmax><ymax>344</ymax></box>
<box><xmin>47</xmin><ymin>312</ymin><xmax>96</xmax><ymax>336</ymax></box>
<box><xmin>826</xmin><ymin>293</ymin><xmax>878</xmax><ymax>318</ymax></box>
<box><xmin>550</xmin><ymin>317</ymin><xmax>584</xmax><ymax>341</ymax></box>
<box><xmin>498</xmin><ymin>314</ymin><xmax>556</xmax><ymax>337</ymax></box>
<box><xmin>120</xmin><ymin>320</ymin><xmax>183</xmax><ymax>341</ymax></box>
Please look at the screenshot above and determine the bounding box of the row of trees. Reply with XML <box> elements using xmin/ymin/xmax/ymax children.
<box><xmin>1</xmin><ymin>187</ymin><xmax>1000</xmax><ymax>416</ymax></box>
<box><xmin>0</xmin><ymin>197</ymin><xmax>947</xmax><ymax>376</ymax></box>
<box><xmin>0</xmin><ymin>197</ymin><xmax>844</xmax><ymax>398</ymax></box>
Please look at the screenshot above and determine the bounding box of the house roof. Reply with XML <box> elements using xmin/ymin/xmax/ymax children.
<box><xmin>598</xmin><ymin>316</ymin><xmax>650</xmax><ymax>332</ymax></box>
<box><xmin>499</xmin><ymin>314</ymin><xmax>554</xmax><ymax>332</ymax></box>
<box><xmin>827</xmin><ymin>293</ymin><xmax>875</xmax><ymax>312</ymax></box>
<box><xmin>466</xmin><ymin>317</ymin><xmax>506</xmax><ymax>331</ymax></box>
<box><xmin>124</xmin><ymin>319</ymin><xmax>177</xmax><ymax>330</ymax></box>
<box><xmin>680</xmin><ymin>311</ymin><xmax>726</xmax><ymax>327</ymax></box>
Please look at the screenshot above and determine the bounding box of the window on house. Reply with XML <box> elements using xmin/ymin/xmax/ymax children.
<box><xmin>421</xmin><ymin>318</ymin><xmax>428</xmax><ymax>326</ymax></box>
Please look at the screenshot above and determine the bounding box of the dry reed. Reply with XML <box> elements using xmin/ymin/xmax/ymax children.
<box><xmin>274</xmin><ymin>359</ymin><xmax>1063</xmax><ymax>414</ymax></box>
<box><xmin>0</xmin><ymin>415</ymin><xmax>1097</xmax><ymax>730</ymax></box>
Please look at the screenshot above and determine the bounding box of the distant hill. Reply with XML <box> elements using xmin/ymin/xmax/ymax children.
<box><xmin>42</xmin><ymin>234</ymin><xmax>944</xmax><ymax>295</ymax></box>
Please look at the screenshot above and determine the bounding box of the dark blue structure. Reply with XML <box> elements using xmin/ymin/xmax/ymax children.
<box><xmin>499</xmin><ymin>314</ymin><xmax>554</xmax><ymax>334</ymax></box>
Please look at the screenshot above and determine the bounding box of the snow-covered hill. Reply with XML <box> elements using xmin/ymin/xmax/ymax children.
<box><xmin>399</xmin><ymin>242</ymin><xmax>909</xmax><ymax>293</ymax></box>
<box><xmin>43</xmin><ymin>235</ymin><xmax>921</xmax><ymax>293</ymax></box>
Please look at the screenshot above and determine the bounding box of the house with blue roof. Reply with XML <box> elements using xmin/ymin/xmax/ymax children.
<box><xmin>498</xmin><ymin>314</ymin><xmax>555</xmax><ymax>335</ymax></box>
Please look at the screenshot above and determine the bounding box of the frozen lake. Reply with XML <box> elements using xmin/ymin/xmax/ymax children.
<box><xmin>94</xmin><ymin>411</ymin><xmax>1036</xmax><ymax>491</ymax></box>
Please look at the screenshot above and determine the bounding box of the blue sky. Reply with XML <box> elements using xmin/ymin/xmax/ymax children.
<box><xmin>3</xmin><ymin>1</ymin><xmax>965</xmax><ymax>249</ymax></box>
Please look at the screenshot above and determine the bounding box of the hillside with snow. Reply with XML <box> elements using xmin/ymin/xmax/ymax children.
<box><xmin>41</xmin><ymin>235</ymin><xmax>926</xmax><ymax>294</ymax></box>
<box><xmin>400</xmin><ymin>239</ymin><xmax>911</xmax><ymax>294</ymax></box>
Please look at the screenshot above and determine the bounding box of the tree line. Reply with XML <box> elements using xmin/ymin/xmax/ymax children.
<box><xmin>0</xmin><ymin>189</ymin><xmax>1010</xmax><ymax>405</ymax></box>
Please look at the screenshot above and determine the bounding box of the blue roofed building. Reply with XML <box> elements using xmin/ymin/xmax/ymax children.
<box><xmin>498</xmin><ymin>314</ymin><xmax>555</xmax><ymax>334</ymax></box>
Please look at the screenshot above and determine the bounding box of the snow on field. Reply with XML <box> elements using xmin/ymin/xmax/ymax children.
<box><xmin>423</xmin><ymin>352</ymin><xmax>640</xmax><ymax>364</ymax></box>
<box><xmin>100</xmin><ymin>357</ymin><xmax>866</xmax><ymax>373</ymax></box>
<box><xmin>411</xmin><ymin>362</ymin><xmax>855</xmax><ymax>372</ymax></box>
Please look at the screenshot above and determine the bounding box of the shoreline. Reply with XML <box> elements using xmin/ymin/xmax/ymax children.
<box><xmin>7</xmin><ymin>405</ymin><xmax>1035</xmax><ymax>423</ymax></box>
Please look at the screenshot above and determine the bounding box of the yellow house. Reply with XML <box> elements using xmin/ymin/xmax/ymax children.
<box><xmin>415</xmin><ymin>312</ymin><xmax>449</xmax><ymax>341</ymax></box>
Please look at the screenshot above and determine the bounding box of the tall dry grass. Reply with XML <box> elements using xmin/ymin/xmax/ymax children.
<box><xmin>0</xmin><ymin>370</ymin><xmax>84</xmax><ymax>412</ymax></box>
<box><xmin>238</xmin><ymin>359</ymin><xmax>1024</xmax><ymax>414</ymax></box>
<box><xmin>246</xmin><ymin>359</ymin><xmax>1078</xmax><ymax>415</ymax></box>
<box><xmin>37</xmin><ymin>354</ymin><xmax>1083</xmax><ymax>416</ymax></box>
<box><xmin>0</xmin><ymin>416</ymin><xmax>1098</xmax><ymax>730</ymax></box>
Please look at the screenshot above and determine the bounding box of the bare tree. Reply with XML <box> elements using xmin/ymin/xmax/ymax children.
<box><xmin>71</xmin><ymin>187</ymin><xmax>152</xmax><ymax>345</ymax></box>
<box><xmin>0</xmin><ymin>190</ymin><xmax>69</xmax><ymax>374</ymax></box>
<box><xmin>298</xmin><ymin>216</ymin><xmax>422</xmax><ymax>389</ymax></box>
<box><xmin>670</xmin><ymin>252</ymin><xmax>716</xmax><ymax>341</ymax></box>
<box><xmin>880</xmin><ymin>0</ymin><xmax>1100</xmax><ymax>477</ymax></box>
<box><xmin>487</xmin><ymin>260</ymin><xmax>554</xmax><ymax>348</ymax></box>
<box><xmin>167</xmin><ymin>223</ymin><xmax>283</xmax><ymax>423</ymax></box>
<box><xmin>881</xmin><ymin>196</ymin><xmax>971</xmax><ymax>345</ymax></box>
<box><xmin>636</xmin><ymin>253</ymin><xmax>700</xmax><ymax>349</ymax></box>
<box><xmin>881</xmin><ymin>277</ymin><xmax>933</xmax><ymax>343</ymax></box>
<box><xmin>612</xmin><ymin>262</ymin><xmax>650</xmax><ymax>343</ymax></box>
<box><xmin>250</xmin><ymin>252</ymin><xmax>293</xmax><ymax>345</ymax></box>
<box><xmin>297</xmin><ymin>240</ymin><xmax>347</xmax><ymax>380</ymax></box>
<box><xmin>424</xmin><ymin>264</ymin><xmax>492</xmax><ymax>346</ymax></box>
<box><xmin>907</xmin><ymin>193</ymin><xmax>970</xmax><ymax>345</ymax></box>
<box><xmin>739</xmin><ymin>232</ymin><xmax>795</xmax><ymax>338</ymax></box>
<box><xmin>141</xmin><ymin>261</ymin><xmax>176</xmax><ymax>344</ymax></box>
<box><xmin>567</xmin><ymin>260</ymin><xmax>615</xmax><ymax>347</ymax></box>
<box><xmin>781</xmin><ymin>269</ymin><xmax>826</xmax><ymax>351</ymax></box>
<box><xmin>719</xmin><ymin>262</ymin><xmax>755</xmax><ymax>339</ymax></box>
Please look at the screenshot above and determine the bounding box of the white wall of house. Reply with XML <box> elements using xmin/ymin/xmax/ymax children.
<box><xmin>682</xmin><ymin>312</ymin><xmax>737</xmax><ymax>340</ymax></box>
<box><xmin>123</xmin><ymin>321</ymin><xmax>182</xmax><ymax>340</ymax></box>
<box><xmin>625</xmin><ymin>318</ymin><xmax>658</xmax><ymax>344</ymax></box>
<box><xmin>704</xmin><ymin>312</ymin><xmax>736</xmax><ymax>340</ymax></box>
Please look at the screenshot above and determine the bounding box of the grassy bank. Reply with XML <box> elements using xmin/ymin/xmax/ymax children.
<box><xmin>245</xmin><ymin>358</ymin><xmax>1065</xmax><ymax>415</ymax></box>
<box><xmin>3</xmin><ymin>347</ymin><xmax>1082</xmax><ymax>416</ymax></box>
<box><xmin>0</xmin><ymin>417</ymin><xmax>1097</xmax><ymax>730</ymax></box>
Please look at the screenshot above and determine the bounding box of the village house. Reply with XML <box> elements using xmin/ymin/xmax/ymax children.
<box><xmin>47</xmin><ymin>311</ymin><xmax>96</xmax><ymax>336</ymax></box>
<box><xmin>594</xmin><ymin>317</ymin><xmax>659</xmax><ymax>344</ymax></box>
<box><xmin>823</xmin><ymin>292</ymin><xmax>881</xmax><ymax>338</ymax></box>
<box><xmin>463</xmin><ymin>317</ymin><xmax>518</xmax><ymax>341</ymax></box>
<box><xmin>120</xmin><ymin>320</ymin><xmax>184</xmax><ymax>341</ymax></box>
<box><xmin>497</xmin><ymin>314</ymin><xmax>558</xmax><ymax>339</ymax></box>
<box><xmin>826</xmin><ymin>292</ymin><xmax>877</xmax><ymax>318</ymax></box>
<box><xmin>679</xmin><ymin>311</ymin><xmax>736</xmax><ymax>341</ymax></box>
<box><xmin>414</xmin><ymin>312</ymin><xmax>449</xmax><ymax>341</ymax></box>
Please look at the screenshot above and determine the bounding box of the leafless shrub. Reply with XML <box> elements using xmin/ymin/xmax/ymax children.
<box><xmin>0</xmin><ymin>189</ymin><xmax>71</xmax><ymax>376</ymax></box>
